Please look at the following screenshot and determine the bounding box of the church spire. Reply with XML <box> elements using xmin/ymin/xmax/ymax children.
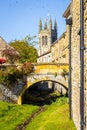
<box><xmin>48</xmin><ymin>18</ymin><xmax>52</xmax><ymax>30</ymax></box>
<box><xmin>38</xmin><ymin>18</ymin><xmax>42</xmax><ymax>32</ymax></box>
<box><xmin>44</xmin><ymin>21</ymin><xmax>47</xmax><ymax>29</ymax></box>
<box><xmin>54</xmin><ymin>19</ymin><xmax>57</xmax><ymax>39</ymax></box>
<box><xmin>54</xmin><ymin>19</ymin><xmax>57</xmax><ymax>31</ymax></box>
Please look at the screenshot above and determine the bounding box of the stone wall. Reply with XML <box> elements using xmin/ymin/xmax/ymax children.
<box><xmin>0</xmin><ymin>36</ymin><xmax>19</xmax><ymax>64</ymax></box>
<box><xmin>0</xmin><ymin>37</ymin><xmax>8</xmax><ymax>58</ymax></box>
<box><xmin>51</xmin><ymin>31</ymin><xmax>69</xmax><ymax>64</ymax></box>
<box><xmin>63</xmin><ymin>0</ymin><xmax>86</xmax><ymax>129</ymax></box>
<box><xmin>38</xmin><ymin>20</ymin><xmax>69</xmax><ymax>64</ymax></box>
<box><xmin>68</xmin><ymin>0</ymin><xmax>87</xmax><ymax>129</ymax></box>
<box><xmin>58</xmin><ymin>32</ymin><xmax>69</xmax><ymax>64</ymax></box>
<box><xmin>84</xmin><ymin>0</ymin><xmax>87</xmax><ymax>129</ymax></box>
<box><xmin>51</xmin><ymin>40</ymin><xmax>59</xmax><ymax>62</ymax></box>
<box><xmin>0</xmin><ymin>81</ymin><xmax>25</xmax><ymax>103</ymax></box>
<box><xmin>71</xmin><ymin>0</ymin><xmax>80</xmax><ymax>129</ymax></box>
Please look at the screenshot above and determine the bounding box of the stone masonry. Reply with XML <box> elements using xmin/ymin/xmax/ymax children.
<box><xmin>1</xmin><ymin>1</ymin><xmax>87</xmax><ymax>129</ymax></box>
<box><xmin>71</xmin><ymin>0</ymin><xmax>81</xmax><ymax>129</ymax></box>
<box><xmin>0</xmin><ymin>81</ymin><xmax>25</xmax><ymax>103</ymax></box>
<box><xmin>84</xmin><ymin>0</ymin><xmax>87</xmax><ymax>129</ymax></box>
<box><xmin>63</xmin><ymin>0</ymin><xmax>87</xmax><ymax>130</ymax></box>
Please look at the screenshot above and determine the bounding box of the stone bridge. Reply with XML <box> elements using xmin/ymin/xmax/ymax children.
<box><xmin>17</xmin><ymin>63</ymin><xmax>68</xmax><ymax>104</ymax></box>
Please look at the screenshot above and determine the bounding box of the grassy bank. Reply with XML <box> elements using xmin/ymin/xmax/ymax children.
<box><xmin>0</xmin><ymin>101</ymin><xmax>39</xmax><ymax>130</ymax></box>
<box><xmin>26</xmin><ymin>97</ymin><xmax>76</xmax><ymax>130</ymax></box>
<box><xmin>0</xmin><ymin>97</ymin><xmax>76</xmax><ymax>130</ymax></box>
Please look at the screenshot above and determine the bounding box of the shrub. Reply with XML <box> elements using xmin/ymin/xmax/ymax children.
<box><xmin>22</xmin><ymin>62</ymin><xmax>34</xmax><ymax>75</ymax></box>
<box><xmin>0</xmin><ymin>66</ymin><xmax>22</xmax><ymax>86</ymax></box>
<box><xmin>0</xmin><ymin>63</ymin><xmax>34</xmax><ymax>86</ymax></box>
<box><xmin>2</xmin><ymin>48</ymin><xmax>20</xmax><ymax>64</ymax></box>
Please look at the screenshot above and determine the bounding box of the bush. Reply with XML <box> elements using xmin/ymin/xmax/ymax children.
<box><xmin>0</xmin><ymin>63</ymin><xmax>34</xmax><ymax>86</ymax></box>
<box><xmin>0</xmin><ymin>67</ymin><xmax>21</xmax><ymax>85</ymax></box>
<box><xmin>22</xmin><ymin>62</ymin><xmax>34</xmax><ymax>75</ymax></box>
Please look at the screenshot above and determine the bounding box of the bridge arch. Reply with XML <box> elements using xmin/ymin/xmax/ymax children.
<box><xmin>17</xmin><ymin>79</ymin><xmax>68</xmax><ymax>105</ymax></box>
<box><xmin>17</xmin><ymin>63</ymin><xmax>68</xmax><ymax>104</ymax></box>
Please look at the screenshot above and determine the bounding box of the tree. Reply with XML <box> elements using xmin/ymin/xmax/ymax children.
<box><xmin>2</xmin><ymin>48</ymin><xmax>20</xmax><ymax>64</ymax></box>
<box><xmin>9</xmin><ymin>40</ymin><xmax>38</xmax><ymax>63</ymax></box>
<box><xmin>23</xmin><ymin>35</ymin><xmax>37</xmax><ymax>46</ymax></box>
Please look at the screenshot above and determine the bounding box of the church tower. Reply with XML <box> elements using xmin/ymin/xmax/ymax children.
<box><xmin>38</xmin><ymin>18</ymin><xmax>57</xmax><ymax>57</ymax></box>
<box><xmin>38</xmin><ymin>18</ymin><xmax>42</xmax><ymax>32</ymax></box>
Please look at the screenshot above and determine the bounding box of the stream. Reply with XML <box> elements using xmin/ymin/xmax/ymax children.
<box><xmin>15</xmin><ymin>106</ymin><xmax>45</xmax><ymax>130</ymax></box>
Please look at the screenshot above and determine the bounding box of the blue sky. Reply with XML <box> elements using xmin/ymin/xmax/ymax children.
<box><xmin>0</xmin><ymin>0</ymin><xmax>71</xmax><ymax>45</ymax></box>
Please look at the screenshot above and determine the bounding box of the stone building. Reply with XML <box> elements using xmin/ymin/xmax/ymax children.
<box><xmin>37</xmin><ymin>0</ymin><xmax>87</xmax><ymax>129</ymax></box>
<box><xmin>37</xmin><ymin>17</ymin><xmax>69</xmax><ymax>64</ymax></box>
<box><xmin>51</xmin><ymin>32</ymin><xmax>68</xmax><ymax>64</ymax></box>
<box><xmin>84</xmin><ymin>2</ymin><xmax>87</xmax><ymax>129</ymax></box>
<box><xmin>58</xmin><ymin>32</ymin><xmax>68</xmax><ymax>64</ymax></box>
<box><xmin>0</xmin><ymin>36</ymin><xmax>19</xmax><ymax>64</ymax></box>
<box><xmin>51</xmin><ymin>39</ymin><xmax>58</xmax><ymax>62</ymax></box>
<box><xmin>37</xmin><ymin>18</ymin><xmax>68</xmax><ymax>95</ymax></box>
<box><xmin>37</xmin><ymin>18</ymin><xmax>57</xmax><ymax>63</ymax></box>
<box><xmin>0</xmin><ymin>36</ymin><xmax>9</xmax><ymax>58</ymax></box>
<box><xmin>63</xmin><ymin>0</ymin><xmax>87</xmax><ymax>130</ymax></box>
<box><xmin>37</xmin><ymin>1</ymin><xmax>87</xmax><ymax>129</ymax></box>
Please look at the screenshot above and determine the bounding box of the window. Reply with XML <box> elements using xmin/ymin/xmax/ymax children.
<box><xmin>42</xmin><ymin>36</ymin><xmax>47</xmax><ymax>45</ymax></box>
<box><xmin>45</xmin><ymin>36</ymin><xmax>48</xmax><ymax>45</ymax></box>
<box><xmin>42</xmin><ymin>36</ymin><xmax>44</xmax><ymax>45</ymax></box>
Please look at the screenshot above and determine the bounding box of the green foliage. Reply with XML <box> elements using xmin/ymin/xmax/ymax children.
<box><xmin>0</xmin><ymin>97</ymin><xmax>76</xmax><ymax>130</ymax></box>
<box><xmin>0</xmin><ymin>101</ymin><xmax>39</xmax><ymax>130</ymax></box>
<box><xmin>0</xmin><ymin>67</ymin><xmax>22</xmax><ymax>85</ymax></box>
<box><xmin>9</xmin><ymin>38</ymin><xmax>38</xmax><ymax>63</ymax></box>
<box><xmin>2</xmin><ymin>48</ymin><xmax>20</xmax><ymax>64</ymax></box>
<box><xmin>26</xmin><ymin>97</ymin><xmax>76</xmax><ymax>130</ymax></box>
<box><xmin>23</xmin><ymin>35</ymin><xmax>37</xmax><ymax>46</ymax></box>
<box><xmin>0</xmin><ymin>63</ymin><xmax>34</xmax><ymax>86</ymax></box>
<box><xmin>22</xmin><ymin>62</ymin><xmax>34</xmax><ymax>75</ymax></box>
<box><xmin>0</xmin><ymin>70</ymin><xmax>8</xmax><ymax>85</ymax></box>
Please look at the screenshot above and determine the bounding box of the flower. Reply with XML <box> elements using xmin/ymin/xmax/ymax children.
<box><xmin>0</xmin><ymin>58</ymin><xmax>6</xmax><ymax>64</ymax></box>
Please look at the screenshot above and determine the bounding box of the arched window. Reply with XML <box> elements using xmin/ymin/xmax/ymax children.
<box><xmin>42</xmin><ymin>36</ymin><xmax>44</xmax><ymax>45</ymax></box>
<box><xmin>45</xmin><ymin>36</ymin><xmax>48</xmax><ymax>45</ymax></box>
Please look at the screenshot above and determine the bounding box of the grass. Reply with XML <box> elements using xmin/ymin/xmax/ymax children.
<box><xmin>0</xmin><ymin>97</ymin><xmax>76</xmax><ymax>130</ymax></box>
<box><xmin>0</xmin><ymin>101</ymin><xmax>39</xmax><ymax>130</ymax></box>
<box><xmin>26</xmin><ymin>97</ymin><xmax>76</xmax><ymax>130</ymax></box>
